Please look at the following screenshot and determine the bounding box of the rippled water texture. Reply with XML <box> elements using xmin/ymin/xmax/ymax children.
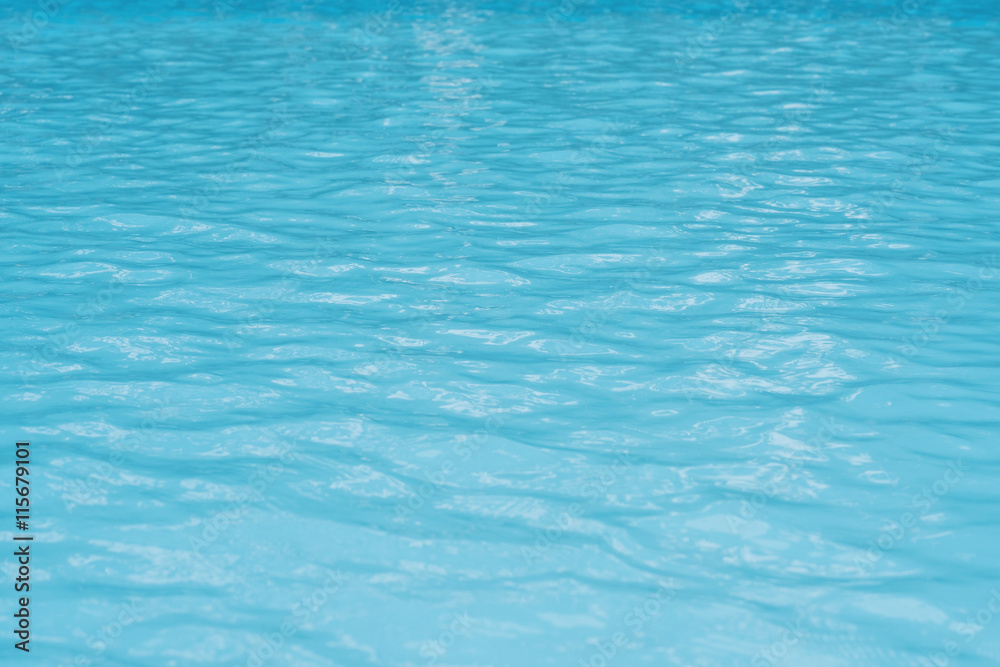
<box><xmin>3</xmin><ymin>1</ymin><xmax>1000</xmax><ymax>665</ymax></box>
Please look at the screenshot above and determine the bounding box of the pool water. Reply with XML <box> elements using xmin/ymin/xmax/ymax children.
<box><xmin>2</xmin><ymin>1</ymin><xmax>1000</xmax><ymax>665</ymax></box>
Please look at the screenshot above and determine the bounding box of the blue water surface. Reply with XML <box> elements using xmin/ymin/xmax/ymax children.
<box><xmin>2</xmin><ymin>1</ymin><xmax>1000</xmax><ymax>665</ymax></box>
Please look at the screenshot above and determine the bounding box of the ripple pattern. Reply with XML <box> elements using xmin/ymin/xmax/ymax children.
<box><xmin>2</xmin><ymin>2</ymin><xmax>1000</xmax><ymax>666</ymax></box>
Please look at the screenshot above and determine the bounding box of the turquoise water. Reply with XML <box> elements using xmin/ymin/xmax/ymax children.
<box><xmin>3</xmin><ymin>1</ymin><xmax>1000</xmax><ymax>665</ymax></box>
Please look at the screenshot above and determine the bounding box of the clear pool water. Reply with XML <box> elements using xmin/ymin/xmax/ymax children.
<box><xmin>3</xmin><ymin>1</ymin><xmax>1000</xmax><ymax>665</ymax></box>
